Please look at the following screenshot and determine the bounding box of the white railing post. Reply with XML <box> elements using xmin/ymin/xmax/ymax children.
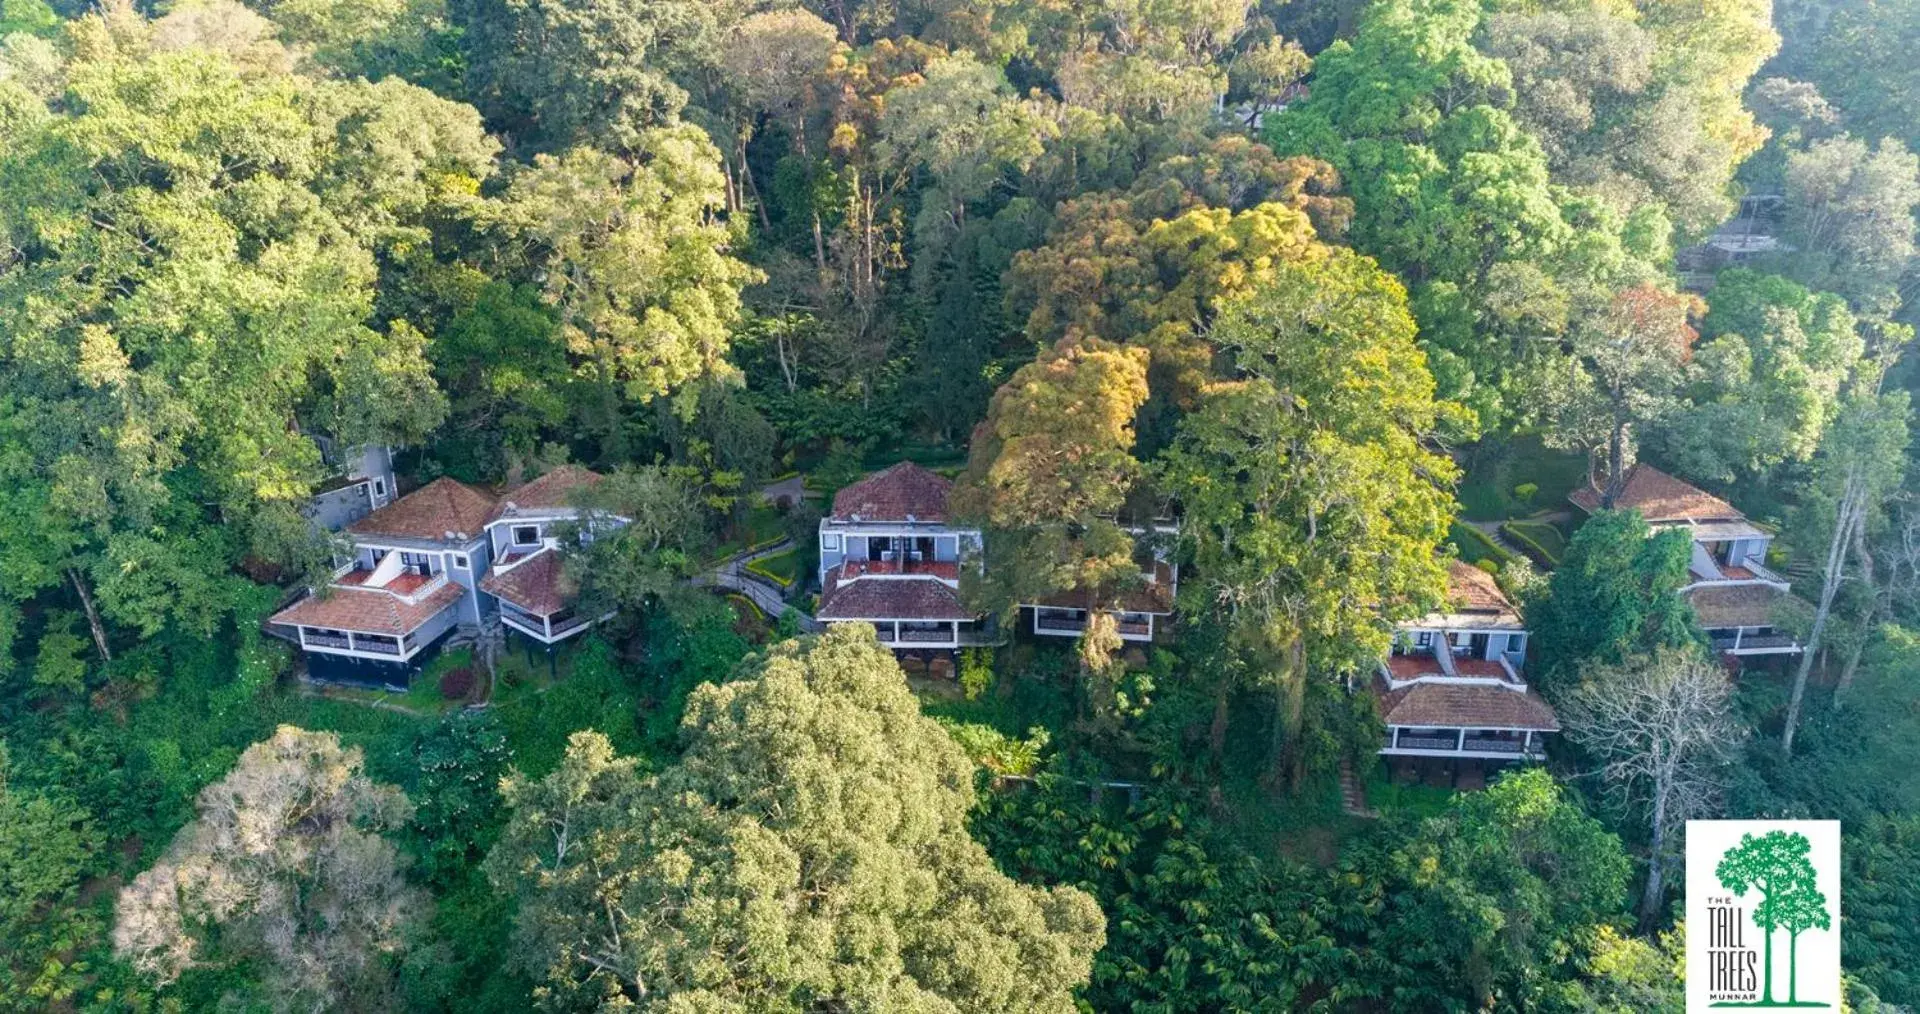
<box><xmin>1732</xmin><ymin>627</ymin><xmax>1744</xmax><ymax>652</ymax></box>
<box><xmin>1455</xmin><ymin>728</ymin><xmax>1467</xmax><ymax>753</ymax></box>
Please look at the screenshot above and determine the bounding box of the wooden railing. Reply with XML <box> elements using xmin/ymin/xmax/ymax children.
<box><xmin>897</xmin><ymin>627</ymin><xmax>954</xmax><ymax>643</ymax></box>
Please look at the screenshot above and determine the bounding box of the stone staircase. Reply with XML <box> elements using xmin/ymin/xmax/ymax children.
<box><xmin>1338</xmin><ymin>758</ymin><xmax>1378</xmax><ymax>818</ymax></box>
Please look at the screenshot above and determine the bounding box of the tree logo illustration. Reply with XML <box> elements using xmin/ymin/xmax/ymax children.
<box><xmin>1711</xmin><ymin>830</ymin><xmax>1832</xmax><ymax>1009</ymax></box>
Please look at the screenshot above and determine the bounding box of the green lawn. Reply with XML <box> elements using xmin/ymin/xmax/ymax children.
<box><xmin>712</xmin><ymin>502</ymin><xmax>788</xmax><ymax>562</ymax></box>
<box><xmin>1456</xmin><ymin>434</ymin><xmax>1589</xmax><ymax>521</ymax></box>
<box><xmin>746</xmin><ymin>547</ymin><xmax>801</xmax><ymax>587</ymax></box>
<box><xmin>1364</xmin><ymin>769</ymin><xmax>1457</xmax><ymax>819</ymax></box>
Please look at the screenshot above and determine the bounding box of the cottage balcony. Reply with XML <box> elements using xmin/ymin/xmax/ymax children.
<box><xmin>836</xmin><ymin>558</ymin><xmax>960</xmax><ymax>583</ymax></box>
<box><xmin>332</xmin><ymin>561</ymin><xmax>450</xmax><ymax>605</ymax></box>
<box><xmin>1708</xmin><ymin>629</ymin><xmax>1801</xmax><ymax>654</ymax></box>
<box><xmin>1385</xmin><ymin>727</ymin><xmax>1547</xmax><ymax>759</ymax></box>
<box><xmin>1036</xmin><ymin>612</ymin><xmax>1087</xmax><ymax>634</ymax></box>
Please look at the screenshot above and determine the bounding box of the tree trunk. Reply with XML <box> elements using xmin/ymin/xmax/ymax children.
<box><xmin>811</xmin><ymin>212</ymin><xmax>827</xmax><ymax>272</ymax></box>
<box><xmin>69</xmin><ymin>567</ymin><xmax>112</xmax><ymax>663</ymax></box>
<box><xmin>1785</xmin><ymin>469</ymin><xmax>1865</xmax><ymax>755</ymax></box>
<box><xmin>738</xmin><ymin>139</ymin><xmax>772</xmax><ymax>233</ymax></box>
<box><xmin>1209</xmin><ymin>682</ymin><xmax>1230</xmax><ymax>767</ymax></box>
<box><xmin>1836</xmin><ymin>514</ymin><xmax>1881</xmax><ymax>698</ymax></box>
<box><xmin>1602</xmin><ymin>408</ymin><xmax>1628</xmax><ymax>509</ymax></box>
<box><xmin>1835</xmin><ymin>637</ymin><xmax>1868</xmax><ymax>698</ymax></box>
<box><xmin>1269</xmin><ymin>634</ymin><xmax>1308</xmax><ymax>794</ymax></box>
<box><xmin>1638</xmin><ymin>778</ymin><xmax>1668</xmax><ymax>928</ymax></box>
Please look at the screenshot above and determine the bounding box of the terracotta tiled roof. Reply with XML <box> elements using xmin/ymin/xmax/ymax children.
<box><xmin>497</xmin><ymin>465</ymin><xmax>603</xmax><ymax>514</ymax></box>
<box><xmin>480</xmin><ymin>550</ymin><xmax>573</xmax><ymax>616</ymax></box>
<box><xmin>1568</xmin><ymin>464</ymin><xmax>1744</xmax><ymax>523</ymax></box>
<box><xmin>1447</xmin><ymin>561</ymin><xmax>1513</xmax><ymax>615</ymax></box>
<box><xmin>817</xmin><ymin>578</ymin><xmax>975</xmax><ymax>621</ymax></box>
<box><xmin>350</xmin><ymin>477</ymin><xmax>497</xmax><ymax>542</ymax></box>
<box><xmin>270</xmin><ymin>582</ymin><xmax>464</xmax><ymax>635</ymax></box>
<box><xmin>1376</xmin><ymin>677</ymin><xmax>1560</xmax><ymax>731</ymax></box>
<box><xmin>830</xmin><ymin>462</ymin><xmax>952</xmax><ymax>522</ymax></box>
<box><xmin>1689</xmin><ymin>583</ymin><xmax>1786</xmax><ymax>629</ymax></box>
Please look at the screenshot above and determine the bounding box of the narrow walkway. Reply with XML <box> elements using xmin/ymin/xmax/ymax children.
<box><xmin>1466</xmin><ymin>519</ymin><xmax>1531</xmax><ymax>560</ymax></box>
<box><xmin>1338</xmin><ymin>758</ymin><xmax>1378</xmax><ymax>818</ymax></box>
<box><xmin>694</xmin><ymin>537</ymin><xmax>823</xmax><ymax>632</ymax></box>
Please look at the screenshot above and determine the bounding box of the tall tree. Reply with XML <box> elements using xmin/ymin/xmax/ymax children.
<box><xmin>1527</xmin><ymin>509</ymin><xmax>1697</xmax><ymax>684</ymax></box>
<box><xmin>1779</xmin><ymin>135</ymin><xmax>1920</xmax><ymax>317</ymax></box>
<box><xmin>1266</xmin><ymin>0</ymin><xmax>1667</xmax><ymax>428</ymax></box>
<box><xmin>486</xmin><ymin>626</ymin><xmax>1105</xmax><ymax>1010</ymax></box>
<box><xmin>1659</xmin><ymin>270</ymin><xmax>1861</xmax><ymax>482</ymax></box>
<box><xmin>478</xmin><ymin>131</ymin><xmax>759</xmax><ymax>410</ymax></box>
<box><xmin>0</xmin><ymin>16</ymin><xmax>484</xmax><ymax>645</ymax></box>
<box><xmin>1559</xmin><ymin>648</ymin><xmax>1744</xmax><ymax>926</ymax></box>
<box><xmin>453</xmin><ymin>0</ymin><xmax>726</xmax><ymax>154</ymax></box>
<box><xmin>114</xmin><ymin>726</ymin><xmax>424</xmax><ymax>1011</ymax></box>
<box><xmin>1158</xmin><ymin>250</ymin><xmax>1458</xmax><ymax>786</ymax></box>
<box><xmin>1782</xmin><ymin>377</ymin><xmax>1911</xmax><ymax>754</ymax></box>
<box><xmin>1544</xmin><ymin>285</ymin><xmax>1701</xmax><ymax>507</ymax></box>
<box><xmin>1364</xmin><ymin>768</ymin><xmax>1633</xmax><ymax>1007</ymax></box>
<box><xmin>955</xmin><ymin>335</ymin><xmax>1151</xmax><ymax>707</ymax></box>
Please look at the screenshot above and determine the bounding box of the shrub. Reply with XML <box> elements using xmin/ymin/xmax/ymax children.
<box><xmin>959</xmin><ymin>647</ymin><xmax>994</xmax><ymax>700</ymax></box>
<box><xmin>439</xmin><ymin>667</ymin><xmax>476</xmax><ymax>701</ymax></box>
<box><xmin>1513</xmin><ymin>482</ymin><xmax>1538</xmax><ymax>505</ymax></box>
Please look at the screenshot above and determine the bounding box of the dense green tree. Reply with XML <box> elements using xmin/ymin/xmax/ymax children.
<box><xmin>114</xmin><ymin>726</ymin><xmax>424</xmax><ymax>1011</ymax></box>
<box><xmin>1540</xmin><ymin>285</ymin><xmax>1701</xmax><ymax>504</ymax></box>
<box><xmin>1482</xmin><ymin>0</ymin><xmax>1775</xmax><ymax>239</ymax></box>
<box><xmin>478</xmin><ymin>133</ymin><xmax>758</xmax><ymax>411</ymax></box>
<box><xmin>1158</xmin><ymin>250</ymin><xmax>1459</xmax><ymax>785</ymax></box>
<box><xmin>1267</xmin><ymin>0</ymin><xmax>1669</xmax><ymax>427</ymax></box>
<box><xmin>453</xmin><ymin>0</ymin><xmax>726</xmax><ymax>153</ymax></box>
<box><xmin>1359</xmin><ymin>768</ymin><xmax>1633</xmax><ymax>1008</ymax></box>
<box><xmin>977</xmin><ymin>784</ymin><xmax>1365</xmax><ymax>1011</ymax></box>
<box><xmin>409</xmin><ymin>711</ymin><xmax>511</xmax><ymax>888</ymax></box>
<box><xmin>1528</xmin><ymin>509</ymin><xmax>1697</xmax><ymax>682</ymax></box>
<box><xmin>1778</xmin><ymin>135</ymin><xmax>1920</xmax><ymax>317</ymax></box>
<box><xmin>486</xmin><ymin>626</ymin><xmax>1105</xmax><ymax>1010</ymax></box>
<box><xmin>1660</xmin><ymin>270</ymin><xmax>1862</xmax><ymax>480</ymax></box>
<box><xmin>0</xmin><ymin>741</ymin><xmax>93</xmax><ymax>941</ymax></box>
<box><xmin>0</xmin><ymin>16</ymin><xmax>486</xmax><ymax>645</ymax></box>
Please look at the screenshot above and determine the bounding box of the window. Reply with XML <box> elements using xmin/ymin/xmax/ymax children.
<box><xmin>1414</xmin><ymin>631</ymin><xmax>1433</xmax><ymax>648</ymax></box>
<box><xmin>373</xmin><ymin>479</ymin><xmax>386</xmax><ymax>497</ymax></box>
<box><xmin>513</xmin><ymin>525</ymin><xmax>540</xmax><ymax>546</ymax></box>
<box><xmin>822</xmin><ymin>534</ymin><xmax>841</xmax><ymax>552</ymax></box>
<box><xmin>452</xmin><ymin>554</ymin><xmax>469</xmax><ymax>569</ymax></box>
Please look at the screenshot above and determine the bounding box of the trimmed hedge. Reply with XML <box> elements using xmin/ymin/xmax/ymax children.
<box><xmin>1448</xmin><ymin>520</ymin><xmax>1512</xmax><ymax>567</ymax></box>
<box><xmin>1500</xmin><ymin>519</ymin><xmax>1566</xmax><ymax>568</ymax></box>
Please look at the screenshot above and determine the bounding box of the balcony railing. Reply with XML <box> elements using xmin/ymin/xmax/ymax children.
<box><xmin>897</xmin><ymin>627</ymin><xmax>955</xmax><ymax>643</ymax></box>
<box><xmin>354</xmin><ymin>637</ymin><xmax>402</xmax><ymax>655</ymax></box>
<box><xmin>1397</xmin><ymin>735</ymin><xmax>1459</xmax><ymax>751</ymax></box>
<box><xmin>1036</xmin><ymin>614</ymin><xmax>1087</xmax><ymax>632</ymax></box>
<box><xmin>1461</xmin><ymin>736</ymin><xmax>1527</xmax><ymax>754</ymax></box>
<box><xmin>1711</xmin><ymin>632</ymin><xmax>1799</xmax><ymax>652</ymax></box>
<box><xmin>1117</xmin><ymin>621</ymin><xmax>1152</xmax><ymax>637</ymax></box>
<box><xmin>304</xmin><ymin>632</ymin><xmax>351</xmax><ymax>649</ymax></box>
